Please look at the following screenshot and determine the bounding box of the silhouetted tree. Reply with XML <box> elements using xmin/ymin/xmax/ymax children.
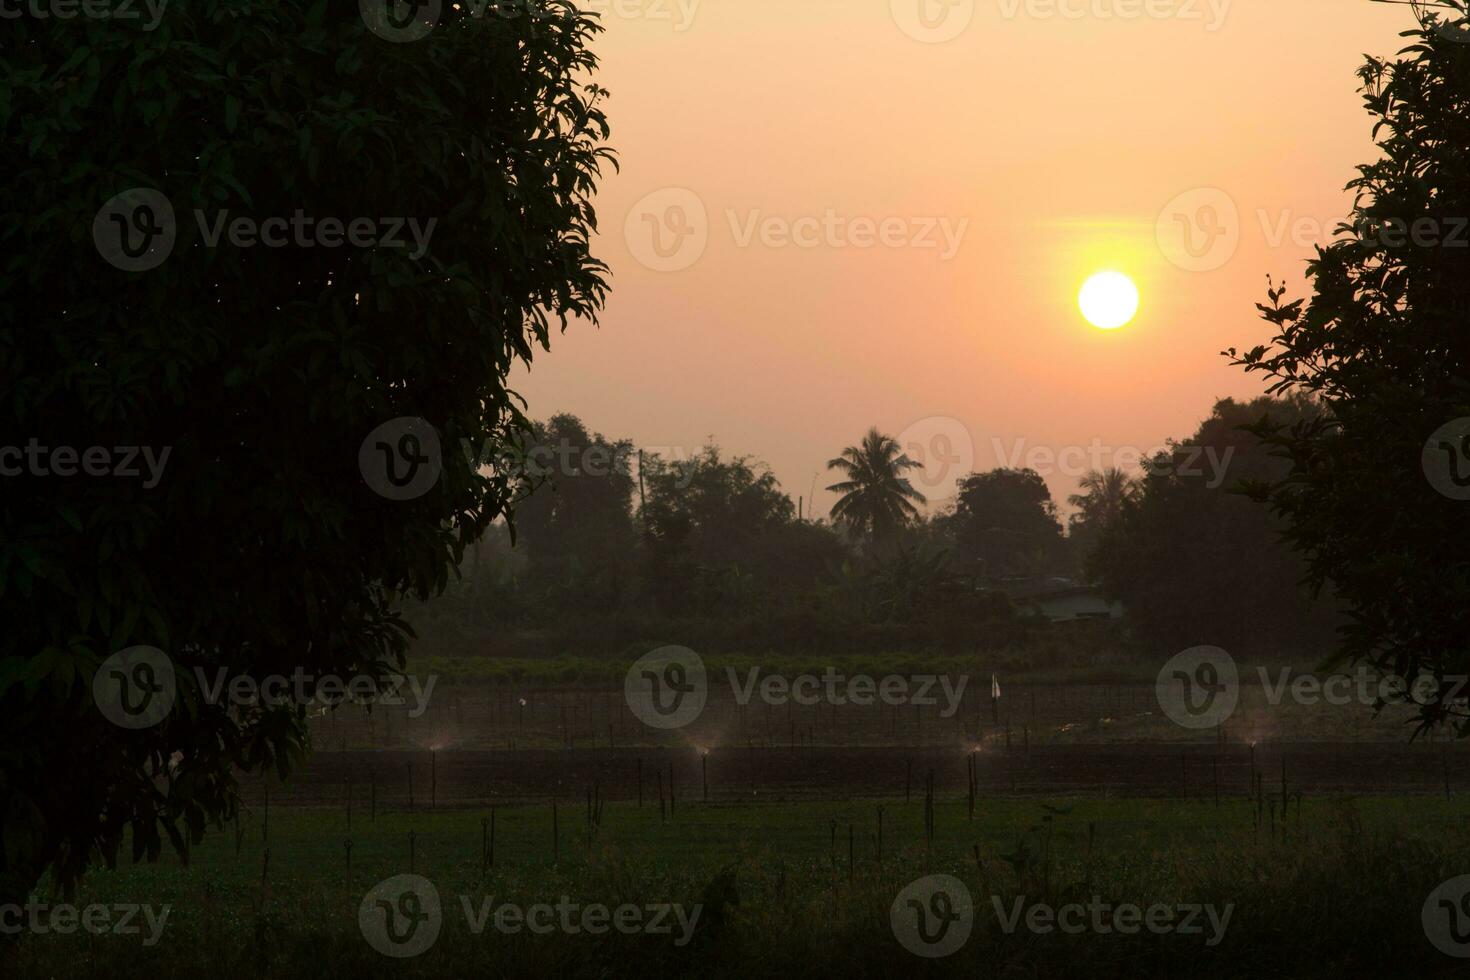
<box><xmin>1</xmin><ymin>5</ymin><xmax>612</xmax><ymax>905</ymax></box>
<box><xmin>1066</xmin><ymin>467</ymin><xmax>1140</xmax><ymax>569</ymax></box>
<box><xmin>825</xmin><ymin>428</ymin><xmax>926</xmax><ymax>542</ymax></box>
<box><xmin>511</xmin><ymin>414</ymin><xmax>636</xmax><ymax>610</ymax></box>
<box><xmin>1230</xmin><ymin>24</ymin><xmax>1470</xmax><ymax>734</ymax></box>
<box><xmin>641</xmin><ymin>446</ymin><xmax>810</xmax><ymax>614</ymax></box>
<box><xmin>1089</xmin><ymin>396</ymin><xmax>1338</xmax><ymax>655</ymax></box>
<box><xmin>943</xmin><ymin>468</ymin><xmax>1064</xmax><ymax>579</ymax></box>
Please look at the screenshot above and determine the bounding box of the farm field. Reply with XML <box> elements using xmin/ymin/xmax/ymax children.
<box><xmin>14</xmin><ymin>668</ymin><xmax>1469</xmax><ymax>977</ymax></box>
<box><xmin>318</xmin><ymin>669</ymin><xmax>1447</xmax><ymax>752</ymax></box>
<box><xmin>12</xmin><ymin>795</ymin><xmax>1470</xmax><ymax>978</ymax></box>
<box><xmin>248</xmin><ymin>740</ymin><xmax>1470</xmax><ymax>809</ymax></box>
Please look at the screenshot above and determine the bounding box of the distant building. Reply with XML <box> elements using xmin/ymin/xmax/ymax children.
<box><xmin>997</xmin><ymin>577</ymin><xmax>1125</xmax><ymax>623</ymax></box>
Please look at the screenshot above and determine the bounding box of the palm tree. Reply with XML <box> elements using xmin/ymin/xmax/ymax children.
<box><xmin>826</xmin><ymin>427</ymin><xmax>927</xmax><ymax>540</ymax></box>
<box><xmin>1067</xmin><ymin>467</ymin><xmax>1140</xmax><ymax>533</ymax></box>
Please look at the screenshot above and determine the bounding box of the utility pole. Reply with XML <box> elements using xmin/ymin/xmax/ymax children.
<box><xmin>637</xmin><ymin>449</ymin><xmax>647</xmax><ymax>529</ymax></box>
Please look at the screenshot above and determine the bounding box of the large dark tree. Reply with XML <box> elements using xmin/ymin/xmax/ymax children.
<box><xmin>1088</xmin><ymin>396</ymin><xmax>1340</xmax><ymax>656</ymax></box>
<box><xmin>511</xmin><ymin>413</ymin><xmax>637</xmax><ymax>609</ymax></box>
<box><xmin>1230</xmin><ymin>20</ymin><xmax>1470</xmax><ymax>735</ymax></box>
<box><xmin>942</xmin><ymin>468</ymin><xmax>1065</xmax><ymax>579</ymax></box>
<box><xmin>641</xmin><ymin>445</ymin><xmax>842</xmax><ymax>615</ymax></box>
<box><xmin>1</xmin><ymin>3</ymin><xmax>612</xmax><ymax>901</ymax></box>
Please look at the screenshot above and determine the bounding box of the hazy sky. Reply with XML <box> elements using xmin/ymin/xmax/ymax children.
<box><xmin>514</xmin><ymin>0</ymin><xmax>1413</xmax><ymax>517</ymax></box>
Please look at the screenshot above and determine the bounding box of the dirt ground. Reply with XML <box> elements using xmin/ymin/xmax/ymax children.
<box><xmin>234</xmin><ymin>681</ymin><xmax>1466</xmax><ymax>808</ymax></box>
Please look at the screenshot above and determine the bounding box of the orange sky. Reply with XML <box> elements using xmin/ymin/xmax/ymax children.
<box><xmin>514</xmin><ymin>0</ymin><xmax>1413</xmax><ymax>517</ymax></box>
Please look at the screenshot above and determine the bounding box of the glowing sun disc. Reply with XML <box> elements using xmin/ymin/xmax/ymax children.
<box><xmin>1078</xmin><ymin>271</ymin><xmax>1139</xmax><ymax>329</ymax></box>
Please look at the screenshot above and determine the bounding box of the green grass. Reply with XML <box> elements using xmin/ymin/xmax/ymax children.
<box><xmin>12</xmin><ymin>795</ymin><xmax>1470</xmax><ymax>977</ymax></box>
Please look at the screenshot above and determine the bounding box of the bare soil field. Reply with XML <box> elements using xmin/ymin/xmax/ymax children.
<box><xmin>241</xmin><ymin>681</ymin><xmax>1464</xmax><ymax>809</ymax></box>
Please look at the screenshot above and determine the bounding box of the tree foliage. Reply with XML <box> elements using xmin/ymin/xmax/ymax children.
<box><xmin>1229</xmin><ymin>25</ymin><xmax>1470</xmax><ymax>734</ymax></box>
<box><xmin>825</xmin><ymin>428</ymin><xmax>926</xmax><ymax>542</ymax></box>
<box><xmin>1</xmin><ymin>2</ymin><xmax>612</xmax><ymax>899</ymax></box>
<box><xmin>1066</xmin><ymin>467</ymin><xmax>1140</xmax><ymax>567</ymax></box>
<box><xmin>942</xmin><ymin>468</ymin><xmax>1064</xmax><ymax>579</ymax></box>
<box><xmin>1088</xmin><ymin>397</ymin><xmax>1339</xmax><ymax>656</ymax></box>
<box><xmin>510</xmin><ymin>414</ymin><xmax>636</xmax><ymax>609</ymax></box>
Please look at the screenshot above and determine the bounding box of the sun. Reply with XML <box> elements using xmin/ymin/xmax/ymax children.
<box><xmin>1078</xmin><ymin>271</ymin><xmax>1139</xmax><ymax>330</ymax></box>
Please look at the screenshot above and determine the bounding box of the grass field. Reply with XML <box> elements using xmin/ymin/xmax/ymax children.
<box><xmin>12</xmin><ymin>794</ymin><xmax>1470</xmax><ymax>978</ymax></box>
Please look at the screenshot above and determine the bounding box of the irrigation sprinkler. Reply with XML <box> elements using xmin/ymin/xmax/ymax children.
<box><xmin>344</xmin><ymin>838</ymin><xmax>353</xmax><ymax>872</ymax></box>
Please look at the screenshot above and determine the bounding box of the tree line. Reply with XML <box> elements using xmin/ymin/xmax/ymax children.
<box><xmin>413</xmin><ymin>394</ymin><xmax>1340</xmax><ymax>661</ymax></box>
